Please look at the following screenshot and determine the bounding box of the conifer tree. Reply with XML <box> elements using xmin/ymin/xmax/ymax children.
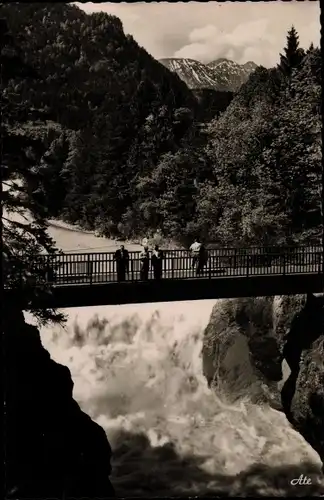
<box><xmin>307</xmin><ymin>42</ymin><xmax>315</xmax><ymax>54</ymax></box>
<box><xmin>1</xmin><ymin>19</ymin><xmax>65</xmax><ymax>325</ymax></box>
<box><xmin>279</xmin><ymin>26</ymin><xmax>305</xmax><ymax>77</ymax></box>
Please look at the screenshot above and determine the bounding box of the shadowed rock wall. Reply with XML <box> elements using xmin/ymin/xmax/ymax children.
<box><xmin>4</xmin><ymin>306</ymin><xmax>115</xmax><ymax>498</ymax></box>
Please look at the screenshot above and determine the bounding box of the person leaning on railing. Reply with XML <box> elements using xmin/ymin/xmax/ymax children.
<box><xmin>114</xmin><ymin>245</ymin><xmax>129</xmax><ymax>282</ymax></box>
<box><xmin>189</xmin><ymin>239</ymin><xmax>208</xmax><ymax>276</ymax></box>
<box><xmin>189</xmin><ymin>239</ymin><xmax>201</xmax><ymax>273</ymax></box>
<box><xmin>139</xmin><ymin>246</ymin><xmax>150</xmax><ymax>280</ymax></box>
<box><xmin>151</xmin><ymin>245</ymin><xmax>164</xmax><ymax>280</ymax></box>
<box><xmin>198</xmin><ymin>243</ymin><xmax>208</xmax><ymax>275</ymax></box>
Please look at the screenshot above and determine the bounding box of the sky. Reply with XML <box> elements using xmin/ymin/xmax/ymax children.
<box><xmin>75</xmin><ymin>1</ymin><xmax>320</xmax><ymax>67</ymax></box>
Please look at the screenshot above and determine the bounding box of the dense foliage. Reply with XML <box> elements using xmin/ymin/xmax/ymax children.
<box><xmin>193</xmin><ymin>89</ymin><xmax>234</xmax><ymax>122</ymax></box>
<box><xmin>1</xmin><ymin>18</ymin><xmax>65</xmax><ymax>324</ymax></box>
<box><xmin>1</xmin><ymin>3</ymin><xmax>322</xmax><ymax>248</ymax></box>
<box><xmin>115</xmin><ymin>27</ymin><xmax>322</xmax><ymax>246</ymax></box>
<box><xmin>193</xmin><ymin>31</ymin><xmax>322</xmax><ymax>246</ymax></box>
<box><xmin>1</xmin><ymin>2</ymin><xmax>209</xmax><ymax>237</ymax></box>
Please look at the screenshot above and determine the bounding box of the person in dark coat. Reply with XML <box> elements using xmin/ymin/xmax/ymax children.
<box><xmin>151</xmin><ymin>245</ymin><xmax>163</xmax><ymax>280</ymax></box>
<box><xmin>114</xmin><ymin>245</ymin><xmax>129</xmax><ymax>282</ymax></box>
<box><xmin>139</xmin><ymin>246</ymin><xmax>150</xmax><ymax>280</ymax></box>
<box><xmin>45</xmin><ymin>255</ymin><xmax>56</xmax><ymax>283</ymax></box>
<box><xmin>197</xmin><ymin>243</ymin><xmax>208</xmax><ymax>275</ymax></box>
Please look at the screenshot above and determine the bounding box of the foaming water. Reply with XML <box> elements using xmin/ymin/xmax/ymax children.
<box><xmin>25</xmin><ymin>301</ymin><xmax>324</xmax><ymax>497</ymax></box>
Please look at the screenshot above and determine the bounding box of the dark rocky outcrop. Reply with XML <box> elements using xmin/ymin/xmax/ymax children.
<box><xmin>4</xmin><ymin>306</ymin><xmax>115</xmax><ymax>498</ymax></box>
<box><xmin>202</xmin><ymin>296</ymin><xmax>286</xmax><ymax>406</ymax></box>
<box><xmin>202</xmin><ymin>293</ymin><xmax>324</xmax><ymax>469</ymax></box>
<box><xmin>282</xmin><ymin>294</ymin><xmax>324</xmax><ymax>471</ymax></box>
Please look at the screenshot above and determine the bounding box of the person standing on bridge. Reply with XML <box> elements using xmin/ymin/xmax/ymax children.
<box><xmin>190</xmin><ymin>238</ymin><xmax>202</xmax><ymax>274</ymax></box>
<box><xmin>151</xmin><ymin>245</ymin><xmax>163</xmax><ymax>280</ymax></box>
<box><xmin>114</xmin><ymin>244</ymin><xmax>129</xmax><ymax>282</ymax></box>
<box><xmin>197</xmin><ymin>243</ymin><xmax>208</xmax><ymax>275</ymax></box>
<box><xmin>140</xmin><ymin>246</ymin><xmax>150</xmax><ymax>280</ymax></box>
<box><xmin>45</xmin><ymin>255</ymin><xmax>57</xmax><ymax>283</ymax></box>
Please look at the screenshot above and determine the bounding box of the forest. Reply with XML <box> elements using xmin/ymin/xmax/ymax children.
<box><xmin>2</xmin><ymin>2</ymin><xmax>322</xmax><ymax>252</ymax></box>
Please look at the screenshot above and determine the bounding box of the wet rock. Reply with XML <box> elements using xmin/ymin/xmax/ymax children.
<box><xmin>202</xmin><ymin>296</ymin><xmax>287</xmax><ymax>406</ymax></box>
<box><xmin>4</xmin><ymin>306</ymin><xmax>115</xmax><ymax>498</ymax></box>
<box><xmin>282</xmin><ymin>294</ymin><xmax>324</xmax><ymax>470</ymax></box>
<box><xmin>202</xmin><ymin>293</ymin><xmax>324</xmax><ymax>470</ymax></box>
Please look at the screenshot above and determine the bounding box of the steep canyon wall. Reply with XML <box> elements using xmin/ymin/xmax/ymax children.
<box><xmin>202</xmin><ymin>293</ymin><xmax>324</xmax><ymax>470</ymax></box>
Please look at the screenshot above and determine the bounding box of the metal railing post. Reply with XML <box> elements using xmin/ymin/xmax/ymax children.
<box><xmin>87</xmin><ymin>254</ymin><xmax>93</xmax><ymax>285</ymax></box>
<box><xmin>171</xmin><ymin>256</ymin><xmax>174</xmax><ymax>279</ymax></box>
<box><xmin>66</xmin><ymin>254</ymin><xmax>70</xmax><ymax>284</ymax></box>
<box><xmin>319</xmin><ymin>249</ymin><xmax>323</xmax><ymax>275</ymax></box>
<box><xmin>131</xmin><ymin>259</ymin><xmax>134</xmax><ymax>281</ymax></box>
<box><xmin>246</xmin><ymin>255</ymin><xmax>249</xmax><ymax>277</ymax></box>
<box><xmin>283</xmin><ymin>252</ymin><xmax>286</xmax><ymax>276</ymax></box>
<box><xmin>209</xmin><ymin>252</ymin><xmax>211</xmax><ymax>279</ymax></box>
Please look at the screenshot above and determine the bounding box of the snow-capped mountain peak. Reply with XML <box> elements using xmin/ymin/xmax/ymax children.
<box><xmin>159</xmin><ymin>57</ymin><xmax>258</xmax><ymax>92</ymax></box>
<box><xmin>159</xmin><ymin>58</ymin><xmax>219</xmax><ymax>90</ymax></box>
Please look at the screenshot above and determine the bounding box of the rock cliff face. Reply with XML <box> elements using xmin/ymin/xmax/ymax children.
<box><xmin>282</xmin><ymin>294</ymin><xmax>324</xmax><ymax>471</ymax></box>
<box><xmin>202</xmin><ymin>293</ymin><xmax>324</xmax><ymax>469</ymax></box>
<box><xmin>4</xmin><ymin>306</ymin><xmax>115</xmax><ymax>498</ymax></box>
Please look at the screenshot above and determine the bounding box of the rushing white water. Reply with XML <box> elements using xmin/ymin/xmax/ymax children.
<box><xmin>22</xmin><ymin>221</ymin><xmax>323</xmax><ymax>496</ymax></box>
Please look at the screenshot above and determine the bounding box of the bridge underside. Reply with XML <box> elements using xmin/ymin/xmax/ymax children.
<box><xmin>6</xmin><ymin>273</ymin><xmax>324</xmax><ymax>309</ymax></box>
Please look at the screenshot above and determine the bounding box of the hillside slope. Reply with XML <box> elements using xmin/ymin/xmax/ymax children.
<box><xmin>1</xmin><ymin>2</ymin><xmax>206</xmax><ymax>234</ymax></box>
<box><xmin>2</xmin><ymin>6</ymin><xmax>320</xmax><ymax>247</ymax></box>
<box><xmin>0</xmin><ymin>2</ymin><xmax>197</xmax><ymax>130</ymax></box>
<box><xmin>194</xmin><ymin>46</ymin><xmax>322</xmax><ymax>246</ymax></box>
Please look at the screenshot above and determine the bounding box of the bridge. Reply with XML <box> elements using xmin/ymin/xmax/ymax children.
<box><xmin>5</xmin><ymin>246</ymin><xmax>323</xmax><ymax>308</ymax></box>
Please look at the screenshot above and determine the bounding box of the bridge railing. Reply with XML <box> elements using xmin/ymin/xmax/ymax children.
<box><xmin>17</xmin><ymin>245</ymin><xmax>323</xmax><ymax>287</ymax></box>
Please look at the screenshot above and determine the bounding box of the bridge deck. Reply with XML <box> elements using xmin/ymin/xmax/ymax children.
<box><xmin>5</xmin><ymin>246</ymin><xmax>323</xmax><ymax>307</ymax></box>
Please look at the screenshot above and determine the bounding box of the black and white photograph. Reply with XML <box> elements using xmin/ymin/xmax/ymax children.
<box><xmin>2</xmin><ymin>0</ymin><xmax>323</xmax><ymax>498</ymax></box>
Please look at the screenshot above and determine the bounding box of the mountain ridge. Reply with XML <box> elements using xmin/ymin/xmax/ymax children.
<box><xmin>159</xmin><ymin>57</ymin><xmax>258</xmax><ymax>91</ymax></box>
